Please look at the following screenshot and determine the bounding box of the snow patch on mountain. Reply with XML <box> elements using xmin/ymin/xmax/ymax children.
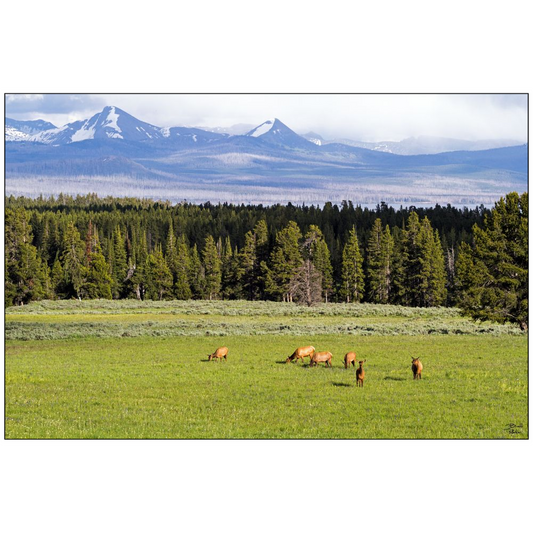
<box><xmin>71</xmin><ymin>122</ymin><xmax>96</xmax><ymax>142</ymax></box>
<box><xmin>31</xmin><ymin>123</ymin><xmax>74</xmax><ymax>144</ymax></box>
<box><xmin>5</xmin><ymin>126</ymin><xmax>30</xmax><ymax>141</ymax></box>
<box><xmin>103</xmin><ymin>107</ymin><xmax>121</xmax><ymax>132</ymax></box>
<box><xmin>247</xmin><ymin>120</ymin><xmax>275</xmax><ymax>137</ymax></box>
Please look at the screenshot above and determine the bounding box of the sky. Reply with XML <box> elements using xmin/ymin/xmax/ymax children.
<box><xmin>5</xmin><ymin>93</ymin><xmax>528</xmax><ymax>142</ymax></box>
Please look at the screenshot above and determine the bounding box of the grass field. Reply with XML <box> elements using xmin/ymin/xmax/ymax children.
<box><xmin>5</xmin><ymin>300</ymin><xmax>528</xmax><ymax>439</ymax></box>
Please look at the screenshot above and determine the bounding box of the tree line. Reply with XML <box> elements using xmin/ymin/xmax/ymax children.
<box><xmin>4</xmin><ymin>192</ymin><xmax>527</xmax><ymax>328</ymax></box>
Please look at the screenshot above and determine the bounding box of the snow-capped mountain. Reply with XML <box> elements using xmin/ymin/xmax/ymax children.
<box><xmin>21</xmin><ymin>106</ymin><xmax>165</xmax><ymax>145</ymax></box>
<box><xmin>245</xmin><ymin>118</ymin><xmax>315</xmax><ymax>150</ymax></box>
<box><xmin>6</xmin><ymin>118</ymin><xmax>57</xmax><ymax>135</ymax></box>
<box><xmin>6</xmin><ymin>106</ymin><xmax>228</xmax><ymax>146</ymax></box>
<box><xmin>6</xmin><ymin>117</ymin><xmax>58</xmax><ymax>142</ymax></box>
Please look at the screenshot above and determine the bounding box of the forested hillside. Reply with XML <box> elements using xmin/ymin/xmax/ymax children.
<box><xmin>5</xmin><ymin>193</ymin><xmax>527</xmax><ymax>327</ymax></box>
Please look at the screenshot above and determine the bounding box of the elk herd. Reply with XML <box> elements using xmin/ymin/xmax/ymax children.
<box><xmin>207</xmin><ymin>344</ymin><xmax>424</xmax><ymax>384</ymax></box>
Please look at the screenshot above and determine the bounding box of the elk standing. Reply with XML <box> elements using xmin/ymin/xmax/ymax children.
<box><xmin>286</xmin><ymin>345</ymin><xmax>315</xmax><ymax>364</ymax></box>
<box><xmin>309</xmin><ymin>351</ymin><xmax>333</xmax><ymax>367</ymax></box>
<box><xmin>356</xmin><ymin>359</ymin><xmax>366</xmax><ymax>387</ymax></box>
<box><xmin>208</xmin><ymin>346</ymin><xmax>228</xmax><ymax>362</ymax></box>
<box><xmin>344</xmin><ymin>351</ymin><xmax>357</xmax><ymax>369</ymax></box>
<box><xmin>411</xmin><ymin>357</ymin><xmax>423</xmax><ymax>379</ymax></box>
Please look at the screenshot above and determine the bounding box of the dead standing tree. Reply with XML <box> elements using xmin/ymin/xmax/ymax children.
<box><xmin>289</xmin><ymin>235</ymin><xmax>323</xmax><ymax>307</ymax></box>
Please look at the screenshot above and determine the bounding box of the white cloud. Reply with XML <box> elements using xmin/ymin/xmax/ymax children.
<box><xmin>6</xmin><ymin>94</ymin><xmax>44</xmax><ymax>103</ymax></box>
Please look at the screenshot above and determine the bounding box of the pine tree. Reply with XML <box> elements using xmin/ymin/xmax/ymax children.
<box><xmin>165</xmin><ymin>220</ymin><xmax>178</xmax><ymax>273</ymax></box>
<box><xmin>390</xmin><ymin>224</ymin><xmax>409</xmax><ymax>305</ymax></box>
<box><xmin>144</xmin><ymin>246</ymin><xmax>172</xmax><ymax>300</ymax></box>
<box><xmin>254</xmin><ymin>219</ymin><xmax>269</xmax><ymax>299</ymax></box>
<box><xmin>189</xmin><ymin>244</ymin><xmax>205</xmax><ymax>299</ymax></box>
<box><xmin>403</xmin><ymin>211</ymin><xmax>422</xmax><ymax>305</ymax></box>
<box><xmin>130</xmin><ymin>227</ymin><xmax>148</xmax><ymax>300</ymax></box>
<box><xmin>429</xmin><ymin>228</ymin><xmax>447</xmax><ymax>306</ymax></box>
<box><xmin>202</xmin><ymin>235</ymin><xmax>221</xmax><ymax>300</ymax></box>
<box><xmin>50</xmin><ymin>254</ymin><xmax>67</xmax><ymax>299</ymax></box>
<box><xmin>111</xmin><ymin>226</ymin><xmax>128</xmax><ymax>298</ymax></box>
<box><xmin>60</xmin><ymin>221</ymin><xmax>87</xmax><ymax>299</ymax></box>
<box><xmin>415</xmin><ymin>219</ymin><xmax>447</xmax><ymax>306</ymax></box>
<box><xmin>174</xmin><ymin>237</ymin><xmax>192</xmax><ymax>300</ymax></box>
<box><xmin>456</xmin><ymin>192</ymin><xmax>528</xmax><ymax>329</ymax></box>
<box><xmin>341</xmin><ymin>226</ymin><xmax>364</xmax><ymax>303</ymax></box>
<box><xmin>305</xmin><ymin>225</ymin><xmax>334</xmax><ymax>303</ymax></box>
<box><xmin>83</xmin><ymin>223</ymin><xmax>113</xmax><ymax>299</ymax></box>
<box><xmin>221</xmin><ymin>236</ymin><xmax>238</xmax><ymax>299</ymax></box>
<box><xmin>366</xmin><ymin>219</ymin><xmax>394</xmax><ymax>304</ymax></box>
<box><xmin>265</xmin><ymin>221</ymin><xmax>303</xmax><ymax>302</ymax></box>
<box><xmin>441</xmin><ymin>233</ymin><xmax>457</xmax><ymax>305</ymax></box>
<box><xmin>238</xmin><ymin>230</ymin><xmax>258</xmax><ymax>300</ymax></box>
<box><xmin>165</xmin><ymin>221</ymin><xmax>180</xmax><ymax>297</ymax></box>
<box><xmin>5</xmin><ymin>208</ymin><xmax>46</xmax><ymax>306</ymax></box>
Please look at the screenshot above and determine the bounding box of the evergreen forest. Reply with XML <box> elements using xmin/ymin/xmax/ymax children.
<box><xmin>4</xmin><ymin>192</ymin><xmax>528</xmax><ymax>329</ymax></box>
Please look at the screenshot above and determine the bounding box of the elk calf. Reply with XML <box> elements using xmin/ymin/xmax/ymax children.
<box><xmin>208</xmin><ymin>346</ymin><xmax>228</xmax><ymax>362</ymax></box>
<box><xmin>344</xmin><ymin>351</ymin><xmax>357</xmax><ymax>369</ymax></box>
<box><xmin>411</xmin><ymin>357</ymin><xmax>423</xmax><ymax>379</ymax></box>
<box><xmin>356</xmin><ymin>359</ymin><xmax>367</xmax><ymax>387</ymax></box>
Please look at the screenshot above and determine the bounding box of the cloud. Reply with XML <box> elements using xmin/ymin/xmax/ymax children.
<box><xmin>5</xmin><ymin>94</ymin><xmax>107</xmax><ymax>125</ymax></box>
<box><xmin>5</xmin><ymin>93</ymin><xmax>527</xmax><ymax>143</ymax></box>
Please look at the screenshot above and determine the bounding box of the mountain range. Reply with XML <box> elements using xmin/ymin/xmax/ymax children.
<box><xmin>5</xmin><ymin>106</ymin><xmax>528</xmax><ymax>206</ymax></box>
<box><xmin>300</xmin><ymin>132</ymin><xmax>523</xmax><ymax>155</ymax></box>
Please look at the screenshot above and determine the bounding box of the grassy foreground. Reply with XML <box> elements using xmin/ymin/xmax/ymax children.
<box><xmin>5</xmin><ymin>301</ymin><xmax>528</xmax><ymax>439</ymax></box>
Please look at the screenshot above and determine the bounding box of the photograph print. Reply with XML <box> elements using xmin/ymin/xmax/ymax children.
<box><xmin>4</xmin><ymin>93</ymin><xmax>528</xmax><ymax>439</ymax></box>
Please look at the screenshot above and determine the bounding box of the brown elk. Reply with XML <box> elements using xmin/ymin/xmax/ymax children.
<box><xmin>411</xmin><ymin>357</ymin><xmax>423</xmax><ymax>379</ymax></box>
<box><xmin>309</xmin><ymin>351</ymin><xmax>333</xmax><ymax>367</ymax></box>
<box><xmin>344</xmin><ymin>351</ymin><xmax>357</xmax><ymax>369</ymax></box>
<box><xmin>208</xmin><ymin>346</ymin><xmax>228</xmax><ymax>362</ymax></box>
<box><xmin>286</xmin><ymin>345</ymin><xmax>315</xmax><ymax>364</ymax></box>
<box><xmin>356</xmin><ymin>359</ymin><xmax>367</xmax><ymax>387</ymax></box>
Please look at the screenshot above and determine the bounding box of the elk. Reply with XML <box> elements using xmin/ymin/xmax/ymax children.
<box><xmin>286</xmin><ymin>345</ymin><xmax>315</xmax><ymax>364</ymax></box>
<box><xmin>309</xmin><ymin>351</ymin><xmax>333</xmax><ymax>367</ymax></box>
<box><xmin>356</xmin><ymin>359</ymin><xmax>367</xmax><ymax>387</ymax></box>
<box><xmin>411</xmin><ymin>357</ymin><xmax>423</xmax><ymax>379</ymax></box>
<box><xmin>344</xmin><ymin>351</ymin><xmax>357</xmax><ymax>369</ymax></box>
<box><xmin>208</xmin><ymin>346</ymin><xmax>228</xmax><ymax>362</ymax></box>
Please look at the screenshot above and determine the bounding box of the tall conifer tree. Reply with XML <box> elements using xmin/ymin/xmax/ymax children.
<box><xmin>456</xmin><ymin>192</ymin><xmax>528</xmax><ymax>328</ymax></box>
<box><xmin>144</xmin><ymin>246</ymin><xmax>172</xmax><ymax>300</ymax></box>
<box><xmin>202</xmin><ymin>235</ymin><xmax>222</xmax><ymax>300</ymax></box>
<box><xmin>61</xmin><ymin>221</ymin><xmax>87</xmax><ymax>299</ymax></box>
<box><xmin>265</xmin><ymin>221</ymin><xmax>302</xmax><ymax>302</ymax></box>
<box><xmin>174</xmin><ymin>236</ymin><xmax>192</xmax><ymax>300</ymax></box>
<box><xmin>341</xmin><ymin>226</ymin><xmax>364</xmax><ymax>303</ymax></box>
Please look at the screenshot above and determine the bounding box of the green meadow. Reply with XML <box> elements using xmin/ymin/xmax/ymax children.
<box><xmin>5</xmin><ymin>300</ymin><xmax>528</xmax><ymax>439</ymax></box>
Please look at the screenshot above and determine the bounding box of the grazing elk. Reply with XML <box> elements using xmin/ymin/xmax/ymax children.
<box><xmin>208</xmin><ymin>346</ymin><xmax>228</xmax><ymax>362</ymax></box>
<box><xmin>411</xmin><ymin>357</ymin><xmax>423</xmax><ymax>379</ymax></box>
<box><xmin>286</xmin><ymin>345</ymin><xmax>315</xmax><ymax>364</ymax></box>
<box><xmin>356</xmin><ymin>359</ymin><xmax>367</xmax><ymax>387</ymax></box>
<box><xmin>309</xmin><ymin>351</ymin><xmax>333</xmax><ymax>367</ymax></box>
<box><xmin>344</xmin><ymin>351</ymin><xmax>357</xmax><ymax>369</ymax></box>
